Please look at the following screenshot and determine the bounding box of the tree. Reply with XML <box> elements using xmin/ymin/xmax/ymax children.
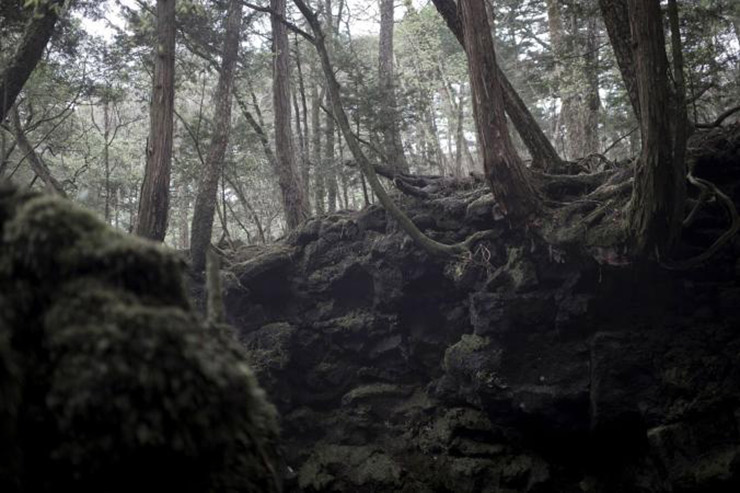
<box><xmin>598</xmin><ymin>0</ymin><xmax>640</xmax><ymax>121</ymax></box>
<box><xmin>136</xmin><ymin>0</ymin><xmax>176</xmax><ymax>241</ymax></box>
<box><xmin>323</xmin><ymin>0</ymin><xmax>338</xmax><ymax>213</ymax></box>
<box><xmin>378</xmin><ymin>0</ymin><xmax>409</xmax><ymax>173</ymax></box>
<box><xmin>190</xmin><ymin>0</ymin><xmax>243</xmax><ymax>272</ymax></box>
<box><xmin>545</xmin><ymin>0</ymin><xmax>600</xmax><ymax>159</ymax></box>
<box><xmin>271</xmin><ymin>0</ymin><xmax>310</xmax><ymax>228</ymax></box>
<box><xmin>627</xmin><ymin>0</ymin><xmax>686</xmax><ymax>255</ymax></box>
<box><xmin>431</xmin><ymin>0</ymin><xmax>563</xmax><ymax>170</ymax></box>
<box><xmin>0</xmin><ymin>0</ymin><xmax>66</xmax><ymax>123</ymax></box>
<box><xmin>459</xmin><ymin>0</ymin><xmax>539</xmax><ymax>219</ymax></box>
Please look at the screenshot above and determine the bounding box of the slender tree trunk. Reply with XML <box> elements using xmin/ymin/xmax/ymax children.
<box><xmin>546</xmin><ymin>0</ymin><xmax>579</xmax><ymax>160</ymax></box>
<box><xmin>103</xmin><ymin>89</ymin><xmax>111</xmax><ymax>223</ymax></box>
<box><xmin>324</xmin><ymin>0</ymin><xmax>338</xmax><ymax>213</ymax></box>
<box><xmin>226</xmin><ymin>175</ymin><xmax>267</xmax><ymax>244</ymax></box>
<box><xmin>10</xmin><ymin>106</ymin><xmax>66</xmax><ymax>197</ymax></box>
<box><xmin>136</xmin><ymin>0</ymin><xmax>175</xmax><ymax>241</ymax></box>
<box><xmin>627</xmin><ymin>0</ymin><xmax>685</xmax><ymax>255</ymax></box>
<box><xmin>179</xmin><ymin>179</ymin><xmax>190</xmax><ymax>250</ymax></box>
<box><xmin>378</xmin><ymin>0</ymin><xmax>409</xmax><ymax>173</ymax></box>
<box><xmin>113</xmin><ymin>186</ymin><xmax>119</xmax><ymax>228</ymax></box>
<box><xmin>272</xmin><ymin>0</ymin><xmax>309</xmax><ymax>228</ymax></box>
<box><xmin>668</xmin><ymin>0</ymin><xmax>687</xmax><ymax>178</ymax></box>
<box><xmin>432</xmin><ymin>0</ymin><xmax>562</xmax><ymax>170</ymax></box>
<box><xmin>425</xmin><ymin>106</ymin><xmax>446</xmax><ymax>175</ymax></box>
<box><xmin>236</xmin><ymin>91</ymin><xmax>277</xmax><ymax>169</ymax></box>
<box><xmin>460</xmin><ymin>0</ymin><xmax>538</xmax><ymax>219</ymax></box>
<box><xmin>455</xmin><ymin>91</ymin><xmax>465</xmax><ymax>177</ymax></box>
<box><xmin>325</xmin><ymin>92</ymin><xmax>337</xmax><ymax>212</ymax></box>
<box><xmin>0</xmin><ymin>0</ymin><xmax>66</xmax><ymax>122</ymax></box>
<box><xmin>190</xmin><ymin>0</ymin><xmax>241</xmax><ymax>272</ymax></box>
<box><xmin>294</xmin><ymin>38</ymin><xmax>312</xmax><ymax>208</ymax></box>
<box><xmin>311</xmin><ymin>79</ymin><xmax>325</xmax><ymax>214</ymax></box>
<box><xmin>582</xmin><ymin>10</ymin><xmax>601</xmax><ymax>155</ymax></box>
<box><xmin>598</xmin><ymin>0</ymin><xmax>640</xmax><ymax>121</ymax></box>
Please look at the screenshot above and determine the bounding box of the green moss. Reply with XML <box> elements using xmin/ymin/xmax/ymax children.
<box><xmin>443</xmin><ymin>334</ymin><xmax>490</xmax><ymax>373</ymax></box>
<box><xmin>0</xmin><ymin>188</ymin><xmax>280</xmax><ymax>492</ymax></box>
<box><xmin>299</xmin><ymin>445</ymin><xmax>401</xmax><ymax>490</ymax></box>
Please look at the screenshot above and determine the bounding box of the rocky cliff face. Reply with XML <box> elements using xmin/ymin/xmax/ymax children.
<box><xmin>225</xmin><ymin>128</ymin><xmax>740</xmax><ymax>493</ymax></box>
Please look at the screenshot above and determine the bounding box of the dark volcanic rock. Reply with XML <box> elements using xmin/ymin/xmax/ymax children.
<box><xmin>225</xmin><ymin>149</ymin><xmax>740</xmax><ymax>492</ymax></box>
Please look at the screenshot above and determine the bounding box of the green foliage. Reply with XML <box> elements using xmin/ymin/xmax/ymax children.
<box><xmin>0</xmin><ymin>184</ymin><xmax>279</xmax><ymax>492</ymax></box>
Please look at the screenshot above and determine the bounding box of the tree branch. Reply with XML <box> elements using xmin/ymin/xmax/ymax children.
<box><xmin>242</xmin><ymin>1</ymin><xmax>315</xmax><ymax>43</ymax></box>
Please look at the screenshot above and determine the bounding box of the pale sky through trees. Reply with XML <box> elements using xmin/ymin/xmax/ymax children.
<box><xmin>79</xmin><ymin>0</ymin><xmax>430</xmax><ymax>40</ymax></box>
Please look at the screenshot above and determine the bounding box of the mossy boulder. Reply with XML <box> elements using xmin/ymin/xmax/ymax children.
<box><xmin>0</xmin><ymin>184</ymin><xmax>280</xmax><ymax>492</ymax></box>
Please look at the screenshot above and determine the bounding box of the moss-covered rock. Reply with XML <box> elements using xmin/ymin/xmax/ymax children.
<box><xmin>0</xmin><ymin>184</ymin><xmax>279</xmax><ymax>492</ymax></box>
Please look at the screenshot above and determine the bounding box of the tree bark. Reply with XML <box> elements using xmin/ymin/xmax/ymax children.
<box><xmin>103</xmin><ymin>87</ymin><xmax>112</xmax><ymax>223</ymax></box>
<box><xmin>459</xmin><ymin>0</ymin><xmax>539</xmax><ymax>219</ymax></box>
<box><xmin>294</xmin><ymin>37</ymin><xmax>312</xmax><ymax>207</ymax></box>
<box><xmin>0</xmin><ymin>0</ymin><xmax>66</xmax><ymax>123</ymax></box>
<box><xmin>378</xmin><ymin>0</ymin><xmax>409</xmax><ymax>173</ymax></box>
<box><xmin>190</xmin><ymin>0</ymin><xmax>241</xmax><ymax>272</ymax></box>
<box><xmin>431</xmin><ymin>0</ymin><xmax>562</xmax><ymax>170</ymax></box>
<box><xmin>310</xmin><ymin>78</ymin><xmax>325</xmax><ymax>213</ymax></box>
<box><xmin>545</xmin><ymin>0</ymin><xmax>578</xmax><ymax>159</ymax></box>
<box><xmin>545</xmin><ymin>0</ymin><xmax>601</xmax><ymax>159</ymax></box>
<box><xmin>324</xmin><ymin>0</ymin><xmax>338</xmax><ymax>213</ymax></box>
<box><xmin>136</xmin><ymin>0</ymin><xmax>176</xmax><ymax>241</ymax></box>
<box><xmin>627</xmin><ymin>0</ymin><xmax>685</xmax><ymax>255</ymax></box>
<box><xmin>271</xmin><ymin>0</ymin><xmax>310</xmax><ymax>229</ymax></box>
<box><xmin>598</xmin><ymin>0</ymin><xmax>640</xmax><ymax>121</ymax></box>
<box><xmin>582</xmin><ymin>10</ymin><xmax>601</xmax><ymax>156</ymax></box>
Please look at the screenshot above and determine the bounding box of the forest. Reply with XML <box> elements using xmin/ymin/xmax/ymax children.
<box><xmin>1</xmin><ymin>0</ymin><xmax>740</xmax><ymax>492</ymax></box>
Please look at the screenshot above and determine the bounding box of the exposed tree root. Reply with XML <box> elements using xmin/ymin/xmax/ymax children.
<box><xmin>342</xmin><ymin>123</ymin><xmax>738</xmax><ymax>269</ymax></box>
<box><xmin>660</xmin><ymin>173</ymin><xmax>740</xmax><ymax>270</ymax></box>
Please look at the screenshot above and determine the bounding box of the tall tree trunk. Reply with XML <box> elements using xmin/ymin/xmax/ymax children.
<box><xmin>311</xmin><ymin>78</ymin><xmax>325</xmax><ymax>214</ymax></box>
<box><xmin>103</xmin><ymin>88</ymin><xmax>111</xmax><ymax>223</ymax></box>
<box><xmin>455</xmin><ymin>91</ymin><xmax>465</xmax><ymax>177</ymax></box>
<box><xmin>325</xmin><ymin>92</ymin><xmax>337</xmax><ymax>212</ymax></box>
<box><xmin>179</xmin><ymin>179</ymin><xmax>190</xmax><ymax>250</ymax></box>
<box><xmin>136</xmin><ymin>0</ymin><xmax>175</xmax><ymax>241</ymax></box>
<box><xmin>546</xmin><ymin>0</ymin><xmax>580</xmax><ymax>160</ymax></box>
<box><xmin>190</xmin><ymin>0</ymin><xmax>241</xmax><ymax>272</ymax></box>
<box><xmin>272</xmin><ymin>0</ymin><xmax>310</xmax><ymax>228</ymax></box>
<box><xmin>460</xmin><ymin>0</ymin><xmax>538</xmax><ymax>219</ymax></box>
<box><xmin>598</xmin><ymin>0</ymin><xmax>640</xmax><ymax>121</ymax></box>
<box><xmin>378</xmin><ymin>0</ymin><xmax>409</xmax><ymax>173</ymax></box>
<box><xmin>324</xmin><ymin>0</ymin><xmax>338</xmax><ymax>213</ymax></box>
<box><xmin>627</xmin><ymin>0</ymin><xmax>685</xmax><ymax>255</ymax></box>
<box><xmin>0</xmin><ymin>0</ymin><xmax>66</xmax><ymax>122</ymax></box>
<box><xmin>582</xmin><ymin>10</ymin><xmax>601</xmax><ymax>155</ymax></box>
<box><xmin>431</xmin><ymin>0</ymin><xmax>562</xmax><ymax>171</ymax></box>
<box><xmin>294</xmin><ymin>37</ymin><xmax>312</xmax><ymax>208</ymax></box>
